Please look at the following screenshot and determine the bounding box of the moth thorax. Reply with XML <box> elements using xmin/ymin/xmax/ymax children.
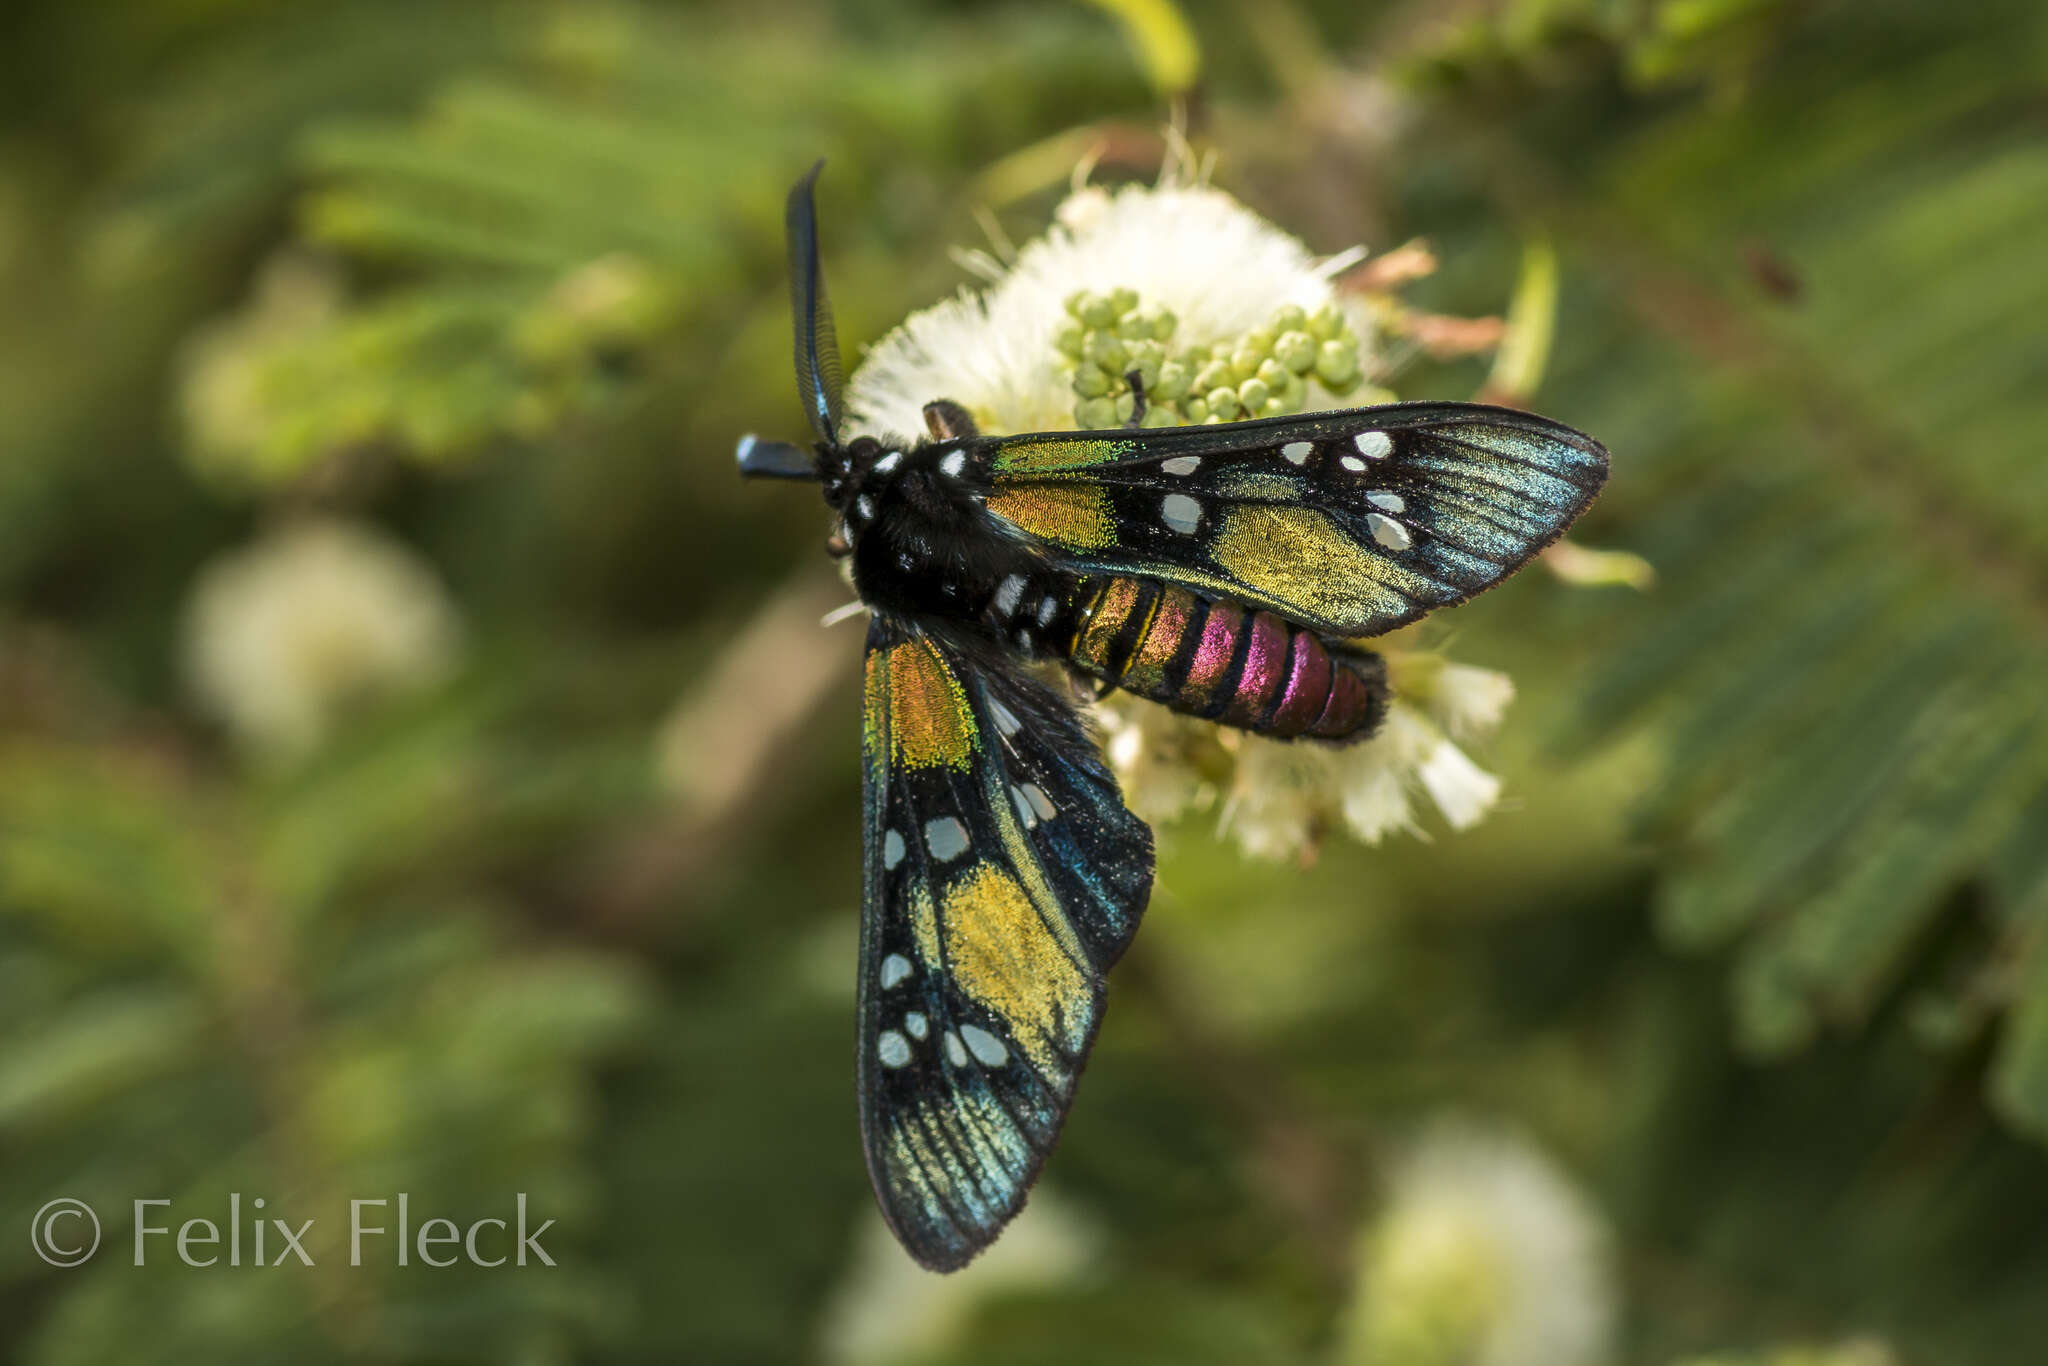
<box><xmin>984</xmin><ymin>570</ymin><xmax>1083</xmax><ymax>655</ymax></box>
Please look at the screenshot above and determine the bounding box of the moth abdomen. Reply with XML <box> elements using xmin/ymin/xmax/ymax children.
<box><xmin>1067</xmin><ymin>577</ymin><xmax>1387</xmax><ymax>743</ymax></box>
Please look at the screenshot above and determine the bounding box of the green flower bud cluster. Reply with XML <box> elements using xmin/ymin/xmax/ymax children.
<box><xmin>1056</xmin><ymin>290</ymin><xmax>1369</xmax><ymax>429</ymax></box>
<box><xmin>1056</xmin><ymin>287</ymin><xmax>1180</xmax><ymax>429</ymax></box>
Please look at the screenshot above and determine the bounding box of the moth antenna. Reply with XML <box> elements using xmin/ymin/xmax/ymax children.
<box><xmin>786</xmin><ymin>160</ymin><xmax>845</xmax><ymax>447</ymax></box>
<box><xmin>1123</xmin><ymin>369</ymin><xmax>1148</xmax><ymax>429</ymax></box>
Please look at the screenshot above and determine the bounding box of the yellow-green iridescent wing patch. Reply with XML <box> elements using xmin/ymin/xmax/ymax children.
<box><xmin>974</xmin><ymin>401</ymin><xmax>1609</xmax><ymax>638</ymax></box>
<box><xmin>856</xmin><ymin>616</ymin><xmax>1153</xmax><ymax>1270</ymax></box>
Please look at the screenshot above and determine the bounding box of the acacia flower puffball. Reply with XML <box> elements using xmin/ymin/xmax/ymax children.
<box><xmin>184</xmin><ymin>518</ymin><xmax>461</xmax><ymax>760</ymax></box>
<box><xmin>844</xmin><ymin>169</ymin><xmax>1371</xmax><ymax>441</ymax></box>
<box><xmin>1101</xmin><ymin>654</ymin><xmax>1516</xmax><ymax>860</ymax></box>
<box><xmin>843</xmin><ymin>164</ymin><xmax>1516</xmax><ymax>859</ymax></box>
<box><xmin>1340</xmin><ymin>1122</ymin><xmax>1618</xmax><ymax>1366</ymax></box>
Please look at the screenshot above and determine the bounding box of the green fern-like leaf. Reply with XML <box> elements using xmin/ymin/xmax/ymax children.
<box><xmin>173</xmin><ymin>6</ymin><xmax>1148</xmax><ymax>487</ymax></box>
<box><xmin>1493</xmin><ymin>0</ymin><xmax>2048</xmax><ymax>1122</ymax></box>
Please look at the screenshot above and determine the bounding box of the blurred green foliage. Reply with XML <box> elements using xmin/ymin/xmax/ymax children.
<box><xmin>2</xmin><ymin>0</ymin><xmax>2045</xmax><ymax>1362</ymax></box>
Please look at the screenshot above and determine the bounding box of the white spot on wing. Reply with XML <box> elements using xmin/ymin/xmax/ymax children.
<box><xmin>1354</xmin><ymin>430</ymin><xmax>1394</xmax><ymax>460</ymax></box>
<box><xmin>1161</xmin><ymin>493</ymin><xmax>1202</xmax><ymax>535</ymax></box>
<box><xmin>1367</xmin><ymin>490</ymin><xmax>1406</xmax><ymax>513</ymax></box>
<box><xmin>989</xmin><ymin>698</ymin><xmax>1022</xmax><ymax>736</ymax></box>
<box><xmin>1340</xmin><ymin>455</ymin><xmax>1366</xmax><ymax>472</ymax></box>
<box><xmin>959</xmin><ymin>1024</ymin><xmax>1010</xmax><ymax>1067</ymax></box>
<box><xmin>939</xmin><ymin>450</ymin><xmax>967</xmax><ymax>478</ymax></box>
<box><xmin>878</xmin><ymin>1030</ymin><xmax>912</xmax><ymax>1068</ymax></box>
<box><xmin>1022</xmin><ymin>783</ymin><xmax>1055</xmax><ymax>821</ymax></box>
<box><xmin>1368</xmin><ymin>513</ymin><xmax>1413</xmax><ymax>551</ymax></box>
<box><xmin>1281</xmin><ymin>441</ymin><xmax>1314</xmax><ymax>464</ymax></box>
<box><xmin>904</xmin><ymin>1011</ymin><xmax>928</xmax><ymax>1040</ymax></box>
<box><xmin>924</xmin><ymin>816</ymin><xmax>970</xmax><ymax>862</ymax></box>
<box><xmin>880</xmin><ymin>953</ymin><xmax>912</xmax><ymax>989</ymax></box>
<box><xmin>1011</xmin><ymin>784</ymin><xmax>1038</xmax><ymax>829</ymax></box>
<box><xmin>1161</xmin><ymin>456</ymin><xmax>1201</xmax><ymax>476</ymax></box>
<box><xmin>993</xmin><ymin>573</ymin><xmax>1027</xmax><ymax>618</ymax></box>
<box><xmin>944</xmin><ymin>1031</ymin><xmax>969</xmax><ymax>1067</ymax></box>
<box><xmin>1036</xmin><ymin>595</ymin><xmax>1058</xmax><ymax>626</ymax></box>
<box><xmin>883</xmin><ymin>829</ymin><xmax>905</xmax><ymax>869</ymax></box>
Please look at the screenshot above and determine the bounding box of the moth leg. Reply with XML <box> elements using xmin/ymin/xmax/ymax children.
<box><xmin>923</xmin><ymin>399</ymin><xmax>979</xmax><ymax>441</ymax></box>
<box><xmin>1123</xmin><ymin>370</ymin><xmax>1148</xmax><ymax>429</ymax></box>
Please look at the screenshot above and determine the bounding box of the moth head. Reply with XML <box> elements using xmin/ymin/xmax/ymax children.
<box><xmin>825</xmin><ymin>436</ymin><xmax>888</xmax><ymax>507</ymax></box>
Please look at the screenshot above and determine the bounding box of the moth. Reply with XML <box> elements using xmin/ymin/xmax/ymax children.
<box><xmin>739</xmin><ymin>163</ymin><xmax>1608</xmax><ymax>1271</ymax></box>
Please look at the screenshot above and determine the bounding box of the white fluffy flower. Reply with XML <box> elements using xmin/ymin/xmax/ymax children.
<box><xmin>1098</xmin><ymin>697</ymin><xmax>1214</xmax><ymax>826</ymax></box>
<box><xmin>843</xmin><ymin>161</ymin><xmax>1514</xmax><ymax>861</ymax></box>
<box><xmin>1334</xmin><ymin>704</ymin><xmax>1438</xmax><ymax>846</ymax></box>
<box><xmin>815</xmin><ymin>1192</ymin><xmax>1100</xmax><ymax>1366</ymax></box>
<box><xmin>184</xmin><ymin>518</ymin><xmax>461</xmax><ymax>760</ymax></box>
<box><xmin>844</xmin><ymin>160</ymin><xmax>1367</xmax><ymax>440</ymax></box>
<box><xmin>1219</xmin><ymin>702</ymin><xmax>1507</xmax><ymax>858</ymax></box>
<box><xmin>1104</xmin><ymin>676</ymin><xmax>1510</xmax><ymax>861</ymax></box>
<box><xmin>1340</xmin><ymin>1121</ymin><xmax>1618</xmax><ymax>1366</ymax></box>
<box><xmin>1221</xmin><ymin>731</ymin><xmax>1339</xmax><ymax>861</ymax></box>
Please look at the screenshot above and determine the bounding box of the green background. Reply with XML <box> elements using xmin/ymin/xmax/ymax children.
<box><xmin>1</xmin><ymin>0</ymin><xmax>2044</xmax><ymax>1361</ymax></box>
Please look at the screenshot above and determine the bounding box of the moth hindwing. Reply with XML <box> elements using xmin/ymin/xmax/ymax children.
<box><xmin>857</xmin><ymin>615</ymin><xmax>1152</xmax><ymax>1270</ymax></box>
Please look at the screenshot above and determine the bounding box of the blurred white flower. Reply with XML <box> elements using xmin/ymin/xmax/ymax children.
<box><xmin>815</xmin><ymin>1191</ymin><xmax>1100</xmax><ymax>1366</ymax></box>
<box><xmin>184</xmin><ymin>518</ymin><xmax>461</xmax><ymax>761</ymax></box>
<box><xmin>1339</xmin><ymin>1121</ymin><xmax>1617</xmax><ymax>1366</ymax></box>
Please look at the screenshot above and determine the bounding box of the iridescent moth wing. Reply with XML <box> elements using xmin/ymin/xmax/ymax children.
<box><xmin>972</xmin><ymin>401</ymin><xmax>1609</xmax><ymax>637</ymax></box>
<box><xmin>857</xmin><ymin>615</ymin><xmax>1153</xmax><ymax>1270</ymax></box>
